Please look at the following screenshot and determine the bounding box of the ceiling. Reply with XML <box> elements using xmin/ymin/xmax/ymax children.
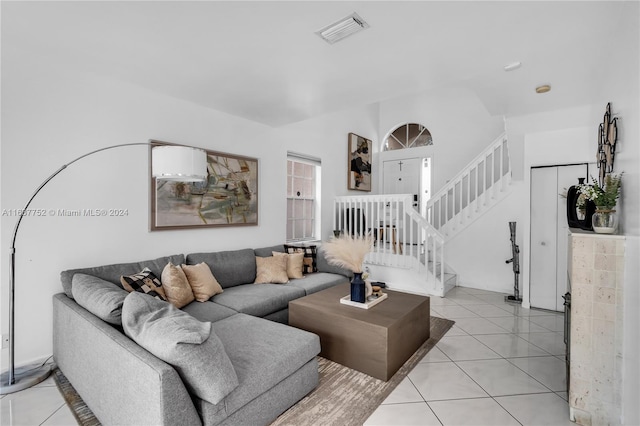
<box><xmin>2</xmin><ymin>1</ymin><xmax>635</xmax><ymax>127</ymax></box>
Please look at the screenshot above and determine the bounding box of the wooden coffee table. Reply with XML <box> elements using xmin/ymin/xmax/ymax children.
<box><xmin>289</xmin><ymin>282</ymin><xmax>430</xmax><ymax>381</ymax></box>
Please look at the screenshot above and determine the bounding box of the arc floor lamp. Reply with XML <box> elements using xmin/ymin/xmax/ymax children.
<box><xmin>1</xmin><ymin>142</ymin><xmax>208</xmax><ymax>394</ymax></box>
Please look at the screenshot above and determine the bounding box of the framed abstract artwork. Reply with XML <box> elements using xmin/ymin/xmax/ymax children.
<box><xmin>348</xmin><ymin>133</ymin><xmax>372</xmax><ymax>191</ymax></box>
<box><xmin>150</xmin><ymin>140</ymin><xmax>258</xmax><ymax>230</ymax></box>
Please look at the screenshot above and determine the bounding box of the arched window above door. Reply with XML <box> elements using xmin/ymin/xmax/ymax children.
<box><xmin>383</xmin><ymin>123</ymin><xmax>433</xmax><ymax>151</ymax></box>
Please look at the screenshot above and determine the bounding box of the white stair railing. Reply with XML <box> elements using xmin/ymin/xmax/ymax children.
<box><xmin>426</xmin><ymin>133</ymin><xmax>511</xmax><ymax>238</ymax></box>
<box><xmin>333</xmin><ymin>194</ymin><xmax>446</xmax><ymax>295</ymax></box>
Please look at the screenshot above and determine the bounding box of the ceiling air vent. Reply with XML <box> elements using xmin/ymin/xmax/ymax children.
<box><xmin>316</xmin><ymin>12</ymin><xmax>369</xmax><ymax>44</ymax></box>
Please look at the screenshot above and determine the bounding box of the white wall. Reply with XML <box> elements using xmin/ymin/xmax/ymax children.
<box><xmin>0</xmin><ymin>58</ymin><xmax>264</xmax><ymax>366</ymax></box>
<box><xmin>0</xmin><ymin>50</ymin><xmax>374</xmax><ymax>365</ymax></box>
<box><xmin>273</xmin><ymin>104</ymin><xmax>379</xmax><ymax>241</ymax></box>
<box><xmin>597</xmin><ymin>4</ymin><xmax>640</xmax><ymax>424</ymax></box>
<box><xmin>507</xmin><ymin>104</ymin><xmax>604</xmax><ymax>182</ymax></box>
<box><xmin>377</xmin><ymin>87</ymin><xmax>504</xmax><ymax>193</ymax></box>
<box><xmin>445</xmin><ymin>182</ymin><xmax>526</xmax><ymax>293</ymax></box>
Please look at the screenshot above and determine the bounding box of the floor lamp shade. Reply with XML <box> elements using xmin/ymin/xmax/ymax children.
<box><xmin>152</xmin><ymin>145</ymin><xmax>207</xmax><ymax>182</ymax></box>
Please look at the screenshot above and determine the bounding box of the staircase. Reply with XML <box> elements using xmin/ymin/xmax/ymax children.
<box><xmin>333</xmin><ymin>194</ymin><xmax>453</xmax><ymax>296</ymax></box>
<box><xmin>332</xmin><ymin>132</ymin><xmax>512</xmax><ymax>297</ymax></box>
<box><xmin>425</xmin><ymin>133</ymin><xmax>512</xmax><ymax>238</ymax></box>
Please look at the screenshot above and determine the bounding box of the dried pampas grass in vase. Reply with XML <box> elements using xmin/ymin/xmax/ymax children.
<box><xmin>322</xmin><ymin>234</ymin><xmax>374</xmax><ymax>273</ymax></box>
<box><xmin>322</xmin><ymin>234</ymin><xmax>374</xmax><ymax>303</ymax></box>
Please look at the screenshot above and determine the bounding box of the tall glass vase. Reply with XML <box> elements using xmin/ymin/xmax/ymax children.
<box><xmin>350</xmin><ymin>272</ymin><xmax>366</xmax><ymax>303</ymax></box>
<box><xmin>592</xmin><ymin>208</ymin><xmax>618</xmax><ymax>234</ymax></box>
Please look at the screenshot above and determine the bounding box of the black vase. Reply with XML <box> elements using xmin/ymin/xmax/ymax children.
<box><xmin>350</xmin><ymin>272</ymin><xmax>366</xmax><ymax>303</ymax></box>
<box><xmin>566</xmin><ymin>178</ymin><xmax>596</xmax><ymax>231</ymax></box>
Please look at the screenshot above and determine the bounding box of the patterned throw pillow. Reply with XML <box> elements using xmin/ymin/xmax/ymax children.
<box><xmin>120</xmin><ymin>268</ymin><xmax>167</xmax><ymax>301</ymax></box>
<box><xmin>284</xmin><ymin>244</ymin><xmax>317</xmax><ymax>274</ymax></box>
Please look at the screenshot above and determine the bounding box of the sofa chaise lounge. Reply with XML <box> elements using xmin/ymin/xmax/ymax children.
<box><xmin>53</xmin><ymin>244</ymin><xmax>350</xmax><ymax>425</ymax></box>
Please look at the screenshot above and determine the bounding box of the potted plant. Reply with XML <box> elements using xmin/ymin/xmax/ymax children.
<box><xmin>578</xmin><ymin>173</ymin><xmax>623</xmax><ymax>233</ymax></box>
<box><xmin>321</xmin><ymin>234</ymin><xmax>374</xmax><ymax>303</ymax></box>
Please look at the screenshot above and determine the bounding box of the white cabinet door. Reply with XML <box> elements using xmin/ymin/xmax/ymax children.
<box><xmin>530</xmin><ymin>164</ymin><xmax>588</xmax><ymax>311</ymax></box>
<box><xmin>530</xmin><ymin>167</ymin><xmax>559</xmax><ymax>311</ymax></box>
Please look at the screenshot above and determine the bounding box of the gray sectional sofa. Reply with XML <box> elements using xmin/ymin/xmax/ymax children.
<box><xmin>53</xmin><ymin>244</ymin><xmax>350</xmax><ymax>426</ymax></box>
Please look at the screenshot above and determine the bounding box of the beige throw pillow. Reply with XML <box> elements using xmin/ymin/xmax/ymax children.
<box><xmin>181</xmin><ymin>262</ymin><xmax>224</xmax><ymax>302</ymax></box>
<box><xmin>161</xmin><ymin>263</ymin><xmax>195</xmax><ymax>308</ymax></box>
<box><xmin>272</xmin><ymin>251</ymin><xmax>304</xmax><ymax>279</ymax></box>
<box><xmin>254</xmin><ymin>256</ymin><xmax>289</xmax><ymax>284</ymax></box>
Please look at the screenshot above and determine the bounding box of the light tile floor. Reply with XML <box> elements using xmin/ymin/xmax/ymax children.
<box><xmin>365</xmin><ymin>286</ymin><xmax>571</xmax><ymax>426</ymax></box>
<box><xmin>1</xmin><ymin>286</ymin><xmax>569</xmax><ymax>426</ymax></box>
<box><xmin>0</xmin><ymin>373</ymin><xmax>76</xmax><ymax>426</ymax></box>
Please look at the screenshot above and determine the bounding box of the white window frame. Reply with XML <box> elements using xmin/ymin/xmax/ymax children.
<box><xmin>383</xmin><ymin>123</ymin><xmax>433</xmax><ymax>151</ymax></box>
<box><xmin>286</xmin><ymin>152</ymin><xmax>321</xmax><ymax>242</ymax></box>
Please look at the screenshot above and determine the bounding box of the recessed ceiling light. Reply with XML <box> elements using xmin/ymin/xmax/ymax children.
<box><xmin>535</xmin><ymin>85</ymin><xmax>551</xmax><ymax>94</ymax></box>
<box><xmin>316</xmin><ymin>12</ymin><xmax>369</xmax><ymax>45</ymax></box>
<box><xmin>503</xmin><ymin>62</ymin><xmax>522</xmax><ymax>71</ymax></box>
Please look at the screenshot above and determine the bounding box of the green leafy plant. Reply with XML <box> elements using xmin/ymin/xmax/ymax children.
<box><xmin>578</xmin><ymin>173</ymin><xmax>623</xmax><ymax>209</ymax></box>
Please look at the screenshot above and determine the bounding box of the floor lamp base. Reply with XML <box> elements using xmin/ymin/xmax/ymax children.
<box><xmin>0</xmin><ymin>362</ymin><xmax>53</xmax><ymax>395</ymax></box>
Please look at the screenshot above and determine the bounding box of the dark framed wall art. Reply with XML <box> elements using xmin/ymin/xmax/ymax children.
<box><xmin>150</xmin><ymin>140</ymin><xmax>258</xmax><ymax>230</ymax></box>
<box><xmin>348</xmin><ymin>132</ymin><xmax>372</xmax><ymax>191</ymax></box>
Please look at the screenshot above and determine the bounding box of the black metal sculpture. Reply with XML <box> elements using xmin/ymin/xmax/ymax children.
<box><xmin>597</xmin><ymin>103</ymin><xmax>618</xmax><ymax>187</ymax></box>
<box><xmin>505</xmin><ymin>222</ymin><xmax>522</xmax><ymax>303</ymax></box>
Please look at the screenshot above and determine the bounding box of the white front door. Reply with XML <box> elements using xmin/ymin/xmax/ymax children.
<box><xmin>383</xmin><ymin>158</ymin><xmax>429</xmax><ymax>244</ymax></box>
<box><xmin>383</xmin><ymin>158</ymin><xmax>422</xmax><ymax>208</ymax></box>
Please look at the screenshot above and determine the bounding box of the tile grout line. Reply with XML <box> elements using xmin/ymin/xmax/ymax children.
<box><xmin>38</xmin><ymin>402</ymin><xmax>67</xmax><ymax>426</ymax></box>
<box><xmin>443</xmin><ymin>289</ymin><xmax>567</xmax><ymax>425</ymax></box>
<box><xmin>440</xmin><ymin>293</ymin><xmax>565</xmax><ymax>397</ymax></box>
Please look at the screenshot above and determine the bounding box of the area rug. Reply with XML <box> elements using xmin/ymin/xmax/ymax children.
<box><xmin>52</xmin><ymin>369</ymin><xmax>101</xmax><ymax>426</ymax></box>
<box><xmin>53</xmin><ymin>316</ymin><xmax>453</xmax><ymax>426</ymax></box>
<box><xmin>270</xmin><ymin>316</ymin><xmax>454</xmax><ymax>426</ymax></box>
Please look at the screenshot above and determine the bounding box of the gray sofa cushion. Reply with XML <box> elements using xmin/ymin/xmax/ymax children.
<box><xmin>194</xmin><ymin>314</ymin><xmax>320</xmax><ymax>425</ymax></box>
<box><xmin>253</xmin><ymin>244</ymin><xmax>285</xmax><ymax>257</ymax></box>
<box><xmin>71</xmin><ymin>274</ymin><xmax>128</xmax><ymax>325</ymax></box>
<box><xmin>211</xmin><ymin>284</ymin><xmax>305</xmax><ymax>317</ymax></box>
<box><xmin>53</xmin><ymin>294</ymin><xmax>203</xmax><ymax>426</ymax></box>
<box><xmin>262</xmin><ymin>308</ymin><xmax>289</xmax><ymax>324</ymax></box>
<box><xmin>186</xmin><ymin>249</ymin><xmax>256</xmax><ymax>288</ymax></box>
<box><xmin>122</xmin><ymin>292</ymin><xmax>239</xmax><ymax>405</ymax></box>
<box><xmin>181</xmin><ymin>300</ymin><xmax>238</xmax><ymax>323</ymax></box>
<box><xmin>195</xmin><ymin>359</ymin><xmax>318</xmax><ymax>426</ymax></box>
<box><xmin>288</xmin><ymin>272</ymin><xmax>349</xmax><ymax>295</ymax></box>
<box><xmin>61</xmin><ymin>254</ymin><xmax>185</xmax><ymax>298</ymax></box>
<box><xmin>316</xmin><ymin>248</ymin><xmax>352</xmax><ymax>277</ymax></box>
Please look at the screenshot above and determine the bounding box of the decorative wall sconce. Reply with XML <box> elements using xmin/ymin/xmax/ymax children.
<box><xmin>597</xmin><ymin>103</ymin><xmax>618</xmax><ymax>186</ymax></box>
